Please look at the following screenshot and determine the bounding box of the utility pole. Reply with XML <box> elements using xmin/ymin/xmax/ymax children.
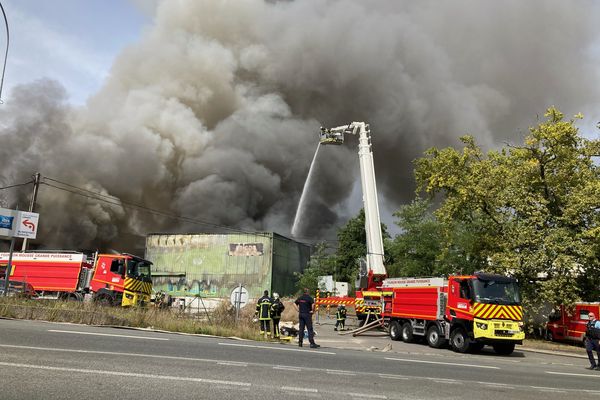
<box><xmin>21</xmin><ymin>172</ymin><xmax>40</xmax><ymax>251</ymax></box>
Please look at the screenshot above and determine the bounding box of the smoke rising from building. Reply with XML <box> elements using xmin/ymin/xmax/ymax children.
<box><xmin>0</xmin><ymin>0</ymin><xmax>598</xmax><ymax>250</ymax></box>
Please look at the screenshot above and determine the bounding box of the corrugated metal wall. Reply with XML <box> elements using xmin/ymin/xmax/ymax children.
<box><xmin>271</xmin><ymin>233</ymin><xmax>311</xmax><ymax>296</ymax></box>
<box><xmin>145</xmin><ymin>233</ymin><xmax>310</xmax><ymax>299</ymax></box>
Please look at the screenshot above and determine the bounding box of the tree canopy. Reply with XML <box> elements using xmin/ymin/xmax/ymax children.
<box><xmin>414</xmin><ymin>107</ymin><xmax>600</xmax><ymax>306</ymax></box>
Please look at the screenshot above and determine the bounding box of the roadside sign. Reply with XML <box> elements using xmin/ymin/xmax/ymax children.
<box><xmin>14</xmin><ymin>211</ymin><xmax>39</xmax><ymax>239</ymax></box>
<box><xmin>230</xmin><ymin>286</ymin><xmax>249</xmax><ymax>308</ymax></box>
<box><xmin>0</xmin><ymin>207</ymin><xmax>18</xmax><ymax>239</ymax></box>
<box><xmin>0</xmin><ymin>208</ymin><xmax>39</xmax><ymax>240</ymax></box>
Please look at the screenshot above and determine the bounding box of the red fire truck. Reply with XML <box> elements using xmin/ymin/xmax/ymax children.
<box><xmin>545</xmin><ymin>303</ymin><xmax>600</xmax><ymax>343</ymax></box>
<box><xmin>381</xmin><ymin>273</ymin><xmax>524</xmax><ymax>355</ymax></box>
<box><xmin>0</xmin><ymin>251</ymin><xmax>152</xmax><ymax>306</ymax></box>
<box><xmin>318</xmin><ymin>123</ymin><xmax>388</xmax><ymax>325</ymax></box>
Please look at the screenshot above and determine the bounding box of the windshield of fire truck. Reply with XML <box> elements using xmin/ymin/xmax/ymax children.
<box><xmin>126</xmin><ymin>260</ymin><xmax>152</xmax><ymax>282</ymax></box>
<box><xmin>472</xmin><ymin>279</ymin><xmax>520</xmax><ymax>305</ymax></box>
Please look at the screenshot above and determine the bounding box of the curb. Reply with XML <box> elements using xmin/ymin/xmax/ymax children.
<box><xmin>519</xmin><ymin>346</ymin><xmax>586</xmax><ymax>359</ymax></box>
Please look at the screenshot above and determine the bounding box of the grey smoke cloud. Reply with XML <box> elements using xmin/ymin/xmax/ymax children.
<box><xmin>1</xmin><ymin>0</ymin><xmax>599</xmax><ymax>251</ymax></box>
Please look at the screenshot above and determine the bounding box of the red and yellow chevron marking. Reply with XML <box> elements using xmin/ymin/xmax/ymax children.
<box><xmin>355</xmin><ymin>298</ymin><xmax>365</xmax><ymax>313</ymax></box>
<box><xmin>124</xmin><ymin>278</ymin><xmax>152</xmax><ymax>295</ymax></box>
<box><xmin>315</xmin><ymin>298</ymin><xmax>355</xmax><ymax>306</ymax></box>
<box><xmin>473</xmin><ymin>302</ymin><xmax>523</xmax><ymax>321</ymax></box>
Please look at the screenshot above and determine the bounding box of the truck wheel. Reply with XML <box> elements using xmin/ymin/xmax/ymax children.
<box><xmin>426</xmin><ymin>325</ymin><xmax>446</xmax><ymax>348</ymax></box>
<box><xmin>401</xmin><ymin>322</ymin><xmax>414</xmax><ymax>343</ymax></box>
<box><xmin>492</xmin><ymin>343</ymin><xmax>515</xmax><ymax>355</ymax></box>
<box><xmin>450</xmin><ymin>328</ymin><xmax>470</xmax><ymax>353</ymax></box>
<box><xmin>389</xmin><ymin>321</ymin><xmax>401</xmax><ymax>341</ymax></box>
<box><xmin>93</xmin><ymin>292</ymin><xmax>114</xmax><ymax>306</ymax></box>
<box><xmin>545</xmin><ymin>331</ymin><xmax>554</xmax><ymax>342</ymax></box>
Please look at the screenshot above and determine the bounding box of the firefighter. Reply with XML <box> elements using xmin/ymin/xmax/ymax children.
<box><xmin>255</xmin><ymin>290</ymin><xmax>272</xmax><ymax>337</ymax></box>
<box><xmin>294</xmin><ymin>288</ymin><xmax>320</xmax><ymax>348</ymax></box>
<box><xmin>584</xmin><ymin>312</ymin><xmax>600</xmax><ymax>370</ymax></box>
<box><xmin>334</xmin><ymin>304</ymin><xmax>347</xmax><ymax>331</ymax></box>
<box><xmin>270</xmin><ymin>292</ymin><xmax>285</xmax><ymax>338</ymax></box>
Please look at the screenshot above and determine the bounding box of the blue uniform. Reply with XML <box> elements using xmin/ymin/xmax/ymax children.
<box><xmin>295</xmin><ymin>293</ymin><xmax>317</xmax><ymax>347</ymax></box>
<box><xmin>585</xmin><ymin>319</ymin><xmax>600</xmax><ymax>368</ymax></box>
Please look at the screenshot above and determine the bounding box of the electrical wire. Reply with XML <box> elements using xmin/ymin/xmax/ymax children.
<box><xmin>1</xmin><ymin>176</ymin><xmax>349</xmax><ymax>245</ymax></box>
<box><xmin>41</xmin><ymin>181</ymin><xmax>261</xmax><ymax>235</ymax></box>
<box><xmin>42</xmin><ymin>176</ymin><xmax>345</xmax><ymax>243</ymax></box>
<box><xmin>0</xmin><ymin>1</ymin><xmax>9</xmax><ymax>104</ymax></box>
<box><xmin>0</xmin><ymin>180</ymin><xmax>33</xmax><ymax>190</ymax></box>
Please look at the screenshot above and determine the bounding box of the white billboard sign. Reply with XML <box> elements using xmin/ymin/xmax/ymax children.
<box><xmin>0</xmin><ymin>207</ymin><xmax>18</xmax><ymax>239</ymax></box>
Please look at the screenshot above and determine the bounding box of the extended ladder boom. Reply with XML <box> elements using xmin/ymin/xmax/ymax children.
<box><xmin>320</xmin><ymin>122</ymin><xmax>386</xmax><ymax>277</ymax></box>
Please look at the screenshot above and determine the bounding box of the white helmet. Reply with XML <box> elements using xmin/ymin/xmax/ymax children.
<box><xmin>273</xmin><ymin>292</ymin><xmax>279</xmax><ymax>299</ymax></box>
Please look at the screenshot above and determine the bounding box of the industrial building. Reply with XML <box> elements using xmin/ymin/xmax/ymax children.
<box><xmin>145</xmin><ymin>232</ymin><xmax>311</xmax><ymax>304</ymax></box>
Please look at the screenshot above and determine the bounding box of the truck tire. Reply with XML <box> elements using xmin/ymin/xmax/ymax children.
<box><xmin>389</xmin><ymin>321</ymin><xmax>401</xmax><ymax>341</ymax></box>
<box><xmin>492</xmin><ymin>342</ymin><xmax>515</xmax><ymax>355</ymax></box>
<box><xmin>545</xmin><ymin>330</ymin><xmax>554</xmax><ymax>342</ymax></box>
<box><xmin>426</xmin><ymin>324</ymin><xmax>446</xmax><ymax>348</ymax></box>
<box><xmin>401</xmin><ymin>322</ymin><xmax>414</xmax><ymax>343</ymax></box>
<box><xmin>450</xmin><ymin>328</ymin><xmax>470</xmax><ymax>353</ymax></box>
<box><xmin>93</xmin><ymin>290</ymin><xmax>115</xmax><ymax>306</ymax></box>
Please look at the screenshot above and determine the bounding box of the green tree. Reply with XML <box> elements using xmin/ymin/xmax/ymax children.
<box><xmin>388</xmin><ymin>199</ymin><xmax>486</xmax><ymax>278</ymax></box>
<box><xmin>335</xmin><ymin>209</ymin><xmax>394</xmax><ymax>284</ymax></box>
<box><xmin>414</xmin><ymin>107</ymin><xmax>600</xmax><ymax>309</ymax></box>
<box><xmin>295</xmin><ymin>241</ymin><xmax>336</xmax><ymax>293</ymax></box>
<box><xmin>388</xmin><ymin>199</ymin><xmax>442</xmax><ymax>277</ymax></box>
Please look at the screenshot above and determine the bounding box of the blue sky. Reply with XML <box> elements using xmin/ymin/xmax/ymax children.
<box><xmin>0</xmin><ymin>0</ymin><xmax>149</xmax><ymax>104</ymax></box>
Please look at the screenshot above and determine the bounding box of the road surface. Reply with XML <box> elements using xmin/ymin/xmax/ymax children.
<box><xmin>0</xmin><ymin>318</ymin><xmax>598</xmax><ymax>399</ymax></box>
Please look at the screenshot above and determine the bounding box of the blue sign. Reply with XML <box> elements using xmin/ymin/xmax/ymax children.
<box><xmin>0</xmin><ymin>215</ymin><xmax>14</xmax><ymax>230</ymax></box>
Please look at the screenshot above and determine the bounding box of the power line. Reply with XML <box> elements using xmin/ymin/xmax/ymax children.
<box><xmin>2</xmin><ymin>176</ymin><xmax>344</xmax><ymax>244</ymax></box>
<box><xmin>41</xmin><ymin>177</ymin><xmax>294</xmax><ymax>239</ymax></box>
<box><xmin>0</xmin><ymin>1</ymin><xmax>8</xmax><ymax>103</ymax></box>
<box><xmin>43</xmin><ymin>176</ymin><xmax>339</xmax><ymax>243</ymax></box>
<box><xmin>0</xmin><ymin>180</ymin><xmax>33</xmax><ymax>190</ymax></box>
<box><xmin>41</xmin><ymin>181</ymin><xmax>258</xmax><ymax>235</ymax></box>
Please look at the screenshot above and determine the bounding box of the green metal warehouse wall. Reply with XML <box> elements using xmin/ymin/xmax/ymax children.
<box><xmin>145</xmin><ymin>233</ymin><xmax>310</xmax><ymax>299</ymax></box>
<box><xmin>271</xmin><ymin>233</ymin><xmax>311</xmax><ymax>296</ymax></box>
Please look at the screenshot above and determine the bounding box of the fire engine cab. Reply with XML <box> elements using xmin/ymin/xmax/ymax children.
<box><xmin>546</xmin><ymin>302</ymin><xmax>600</xmax><ymax>343</ymax></box>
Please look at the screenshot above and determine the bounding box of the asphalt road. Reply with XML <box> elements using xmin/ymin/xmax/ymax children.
<box><xmin>0</xmin><ymin>318</ymin><xmax>599</xmax><ymax>400</ymax></box>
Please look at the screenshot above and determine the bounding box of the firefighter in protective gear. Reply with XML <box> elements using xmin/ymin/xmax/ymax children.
<box><xmin>270</xmin><ymin>292</ymin><xmax>285</xmax><ymax>338</ymax></box>
<box><xmin>334</xmin><ymin>304</ymin><xmax>347</xmax><ymax>331</ymax></box>
<box><xmin>256</xmin><ymin>290</ymin><xmax>272</xmax><ymax>337</ymax></box>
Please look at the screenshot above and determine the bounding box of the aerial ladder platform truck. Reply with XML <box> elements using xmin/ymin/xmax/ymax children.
<box><xmin>319</xmin><ymin>122</ymin><xmax>387</xmax><ymax>323</ymax></box>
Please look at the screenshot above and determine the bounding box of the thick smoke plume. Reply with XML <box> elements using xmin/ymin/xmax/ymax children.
<box><xmin>1</xmin><ymin>0</ymin><xmax>598</xmax><ymax>251</ymax></box>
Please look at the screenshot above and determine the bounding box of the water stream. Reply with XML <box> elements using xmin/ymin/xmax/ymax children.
<box><xmin>291</xmin><ymin>143</ymin><xmax>321</xmax><ymax>237</ymax></box>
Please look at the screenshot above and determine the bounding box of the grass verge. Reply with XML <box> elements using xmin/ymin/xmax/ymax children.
<box><xmin>0</xmin><ymin>297</ymin><xmax>269</xmax><ymax>341</ymax></box>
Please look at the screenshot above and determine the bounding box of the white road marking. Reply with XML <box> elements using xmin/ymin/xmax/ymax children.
<box><xmin>281</xmin><ymin>386</ymin><xmax>318</xmax><ymax>393</ymax></box>
<box><xmin>273</xmin><ymin>366</ymin><xmax>302</xmax><ymax>371</ymax></box>
<box><xmin>217</xmin><ymin>361</ymin><xmax>247</xmax><ymax>367</ymax></box>
<box><xmin>0</xmin><ymin>344</ymin><xmax>252</xmax><ymax>367</ymax></box>
<box><xmin>326</xmin><ymin>369</ymin><xmax>356</xmax><ymax>376</ymax></box>
<box><xmin>48</xmin><ymin>329</ymin><xmax>169</xmax><ymax>341</ymax></box>
<box><xmin>347</xmin><ymin>393</ymin><xmax>387</xmax><ymax>399</ymax></box>
<box><xmin>477</xmin><ymin>382</ymin><xmax>514</xmax><ymax>389</ymax></box>
<box><xmin>379</xmin><ymin>374</ymin><xmax>409</xmax><ymax>380</ymax></box>
<box><xmin>219</xmin><ymin>342</ymin><xmax>336</xmax><ymax>355</ymax></box>
<box><xmin>531</xmin><ymin>387</ymin><xmax>566</xmax><ymax>393</ymax></box>
<box><xmin>431</xmin><ymin>378</ymin><xmax>462</xmax><ymax>385</ymax></box>
<box><xmin>0</xmin><ymin>361</ymin><xmax>250</xmax><ymax>386</ymax></box>
<box><xmin>546</xmin><ymin>371</ymin><xmax>600</xmax><ymax>378</ymax></box>
<box><xmin>384</xmin><ymin>357</ymin><xmax>500</xmax><ymax>369</ymax></box>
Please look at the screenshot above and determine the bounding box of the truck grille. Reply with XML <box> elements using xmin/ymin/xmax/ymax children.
<box><xmin>494</xmin><ymin>330</ymin><xmax>515</xmax><ymax>337</ymax></box>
